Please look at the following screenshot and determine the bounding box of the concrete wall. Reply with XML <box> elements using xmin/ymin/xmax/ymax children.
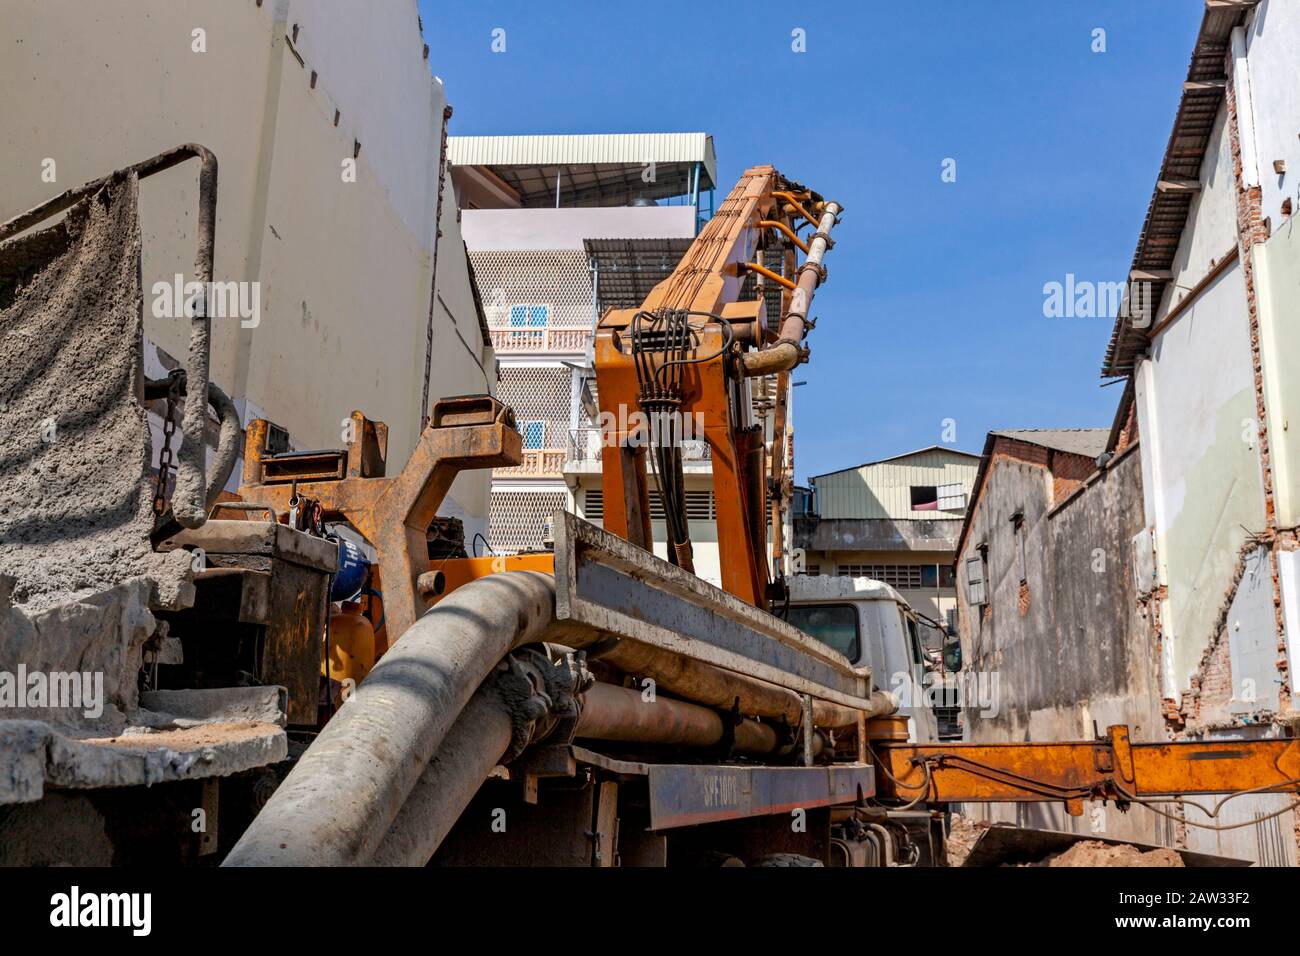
<box><xmin>0</xmin><ymin>0</ymin><xmax>493</xmax><ymax>537</ymax></box>
<box><xmin>1135</xmin><ymin>261</ymin><xmax>1267</xmax><ymax>693</ymax></box>
<box><xmin>956</xmin><ymin>447</ymin><xmax>1170</xmax><ymax>845</ymax></box>
<box><xmin>1243</xmin><ymin>0</ymin><xmax>1300</xmax><ymax>229</ymax></box>
<box><xmin>461</xmin><ymin>206</ymin><xmax>696</xmax><ymax>251</ymax></box>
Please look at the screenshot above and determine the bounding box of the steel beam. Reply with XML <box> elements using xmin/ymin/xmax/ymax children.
<box><xmin>552</xmin><ymin>511</ymin><xmax>873</xmax><ymax>708</ymax></box>
<box><xmin>647</xmin><ymin>763</ymin><xmax>873</xmax><ymax>830</ymax></box>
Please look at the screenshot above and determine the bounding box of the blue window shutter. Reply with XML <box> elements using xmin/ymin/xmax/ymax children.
<box><xmin>523</xmin><ymin>421</ymin><xmax>545</xmax><ymax>449</ymax></box>
<box><xmin>529</xmin><ymin>305</ymin><xmax>548</xmax><ymax>327</ymax></box>
<box><xmin>509</xmin><ymin>305</ymin><xmax>528</xmax><ymax>327</ymax></box>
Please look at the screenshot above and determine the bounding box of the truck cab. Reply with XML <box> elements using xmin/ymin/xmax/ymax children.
<box><xmin>786</xmin><ymin>575</ymin><xmax>941</xmax><ymax>743</ymax></box>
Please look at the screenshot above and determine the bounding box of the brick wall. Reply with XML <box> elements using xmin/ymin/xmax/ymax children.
<box><xmin>1051</xmin><ymin>452</ymin><xmax>1097</xmax><ymax>505</ymax></box>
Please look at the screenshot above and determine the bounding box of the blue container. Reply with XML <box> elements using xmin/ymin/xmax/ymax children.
<box><xmin>330</xmin><ymin>536</ymin><xmax>371</xmax><ymax>602</ymax></box>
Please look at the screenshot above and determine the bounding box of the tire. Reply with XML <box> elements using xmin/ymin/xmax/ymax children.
<box><xmin>748</xmin><ymin>853</ymin><xmax>824</xmax><ymax>867</ymax></box>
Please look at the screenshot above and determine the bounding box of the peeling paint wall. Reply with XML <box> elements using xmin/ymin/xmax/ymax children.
<box><xmin>1242</xmin><ymin>0</ymin><xmax>1300</xmax><ymax>228</ymax></box>
<box><xmin>1136</xmin><ymin>261</ymin><xmax>1267</xmax><ymax>692</ymax></box>
<box><xmin>956</xmin><ymin>448</ymin><xmax>1170</xmax><ymax>846</ymax></box>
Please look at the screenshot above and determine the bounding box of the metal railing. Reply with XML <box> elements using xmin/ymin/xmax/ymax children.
<box><xmin>488</xmin><ymin>326</ymin><xmax>590</xmax><ymax>354</ymax></box>
<box><xmin>566</xmin><ymin>428</ymin><xmax>711</xmax><ymax>464</ymax></box>
<box><xmin>493</xmin><ymin>448</ymin><xmax>567</xmax><ymax>478</ymax></box>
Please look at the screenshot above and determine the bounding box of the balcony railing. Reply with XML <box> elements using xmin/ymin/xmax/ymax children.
<box><xmin>489</xmin><ymin>326</ymin><xmax>591</xmax><ymax>354</ymax></box>
<box><xmin>566</xmin><ymin>428</ymin><xmax>711</xmax><ymax>464</ymax></box>
<box><xmin>494</xmin><ymin>448</ymin><xmax>567</xmax><ymax>478</ymax></box>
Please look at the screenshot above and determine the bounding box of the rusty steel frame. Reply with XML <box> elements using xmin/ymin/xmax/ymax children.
<box><xmin>239</xmin><ymin>394</ymin><xmax>521</xmax><ymax>640</ymax></box>
<box><xmin>646</xmin><ymin>763</ymin><xmax>873</xmax><ymax>830</ymax></box>
<box><xmin>873</xmin><ymin>724</ymin><xmax>1300</xmax><ymax>817</ymax></box>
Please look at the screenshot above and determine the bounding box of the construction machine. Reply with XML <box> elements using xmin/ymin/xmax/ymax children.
<box><xmin>3</xmin><ymin>152</ymin><xmax>1298</xmax><ymax>867</ymax></box>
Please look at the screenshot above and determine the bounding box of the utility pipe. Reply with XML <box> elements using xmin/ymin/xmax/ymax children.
<box><xmin>370</xmin><ymin>682</ymin><xmax>515</xmax><ymax>867</ymax></box>
<box><xmin>741</xmin><ymin>200</ymin><xmax>841</xmax><ymax>377</ymax></box>
<box><xmin>224</xmin><ymin>571</ymin><xmax>567</xmax><ymax>867</ymax></box>
<box><xmin>574</xmin><ymin>682</ymin><xmax>779</xmax><ymax>755</ymax></box>
<box><xmin>587</xmin><ymin>638</ymin><xmax>893</xmax><ymax>729</ymax></box>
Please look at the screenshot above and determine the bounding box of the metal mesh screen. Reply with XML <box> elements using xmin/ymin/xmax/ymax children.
<box><xmin>489</xmin><ymin>490</ymin><xmax>567</xmax><ymax>554</ymax></box>
<box><xmin>495</xmin><ymin>364</ymin><xmax>572</xmax><ymax>477</ymax></box>
<box><xmin>469</xmin><ymin>249</ymin><xmax>593</xmax><ymax>354</ymax></box>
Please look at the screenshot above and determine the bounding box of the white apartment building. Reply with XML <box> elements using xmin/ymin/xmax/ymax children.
<box><xmin>450</xmin><ymin>133</ymin><xmax>737</xmax><ymax>583</ymax></box>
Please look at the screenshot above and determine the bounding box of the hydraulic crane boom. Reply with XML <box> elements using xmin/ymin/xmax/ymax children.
<box><xmin>592</xmin><ymin>166</ymin><xmax>841</xmax><ymax>608</ymax></box>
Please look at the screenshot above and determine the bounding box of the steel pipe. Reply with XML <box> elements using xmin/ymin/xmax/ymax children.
<box><xmin>224</xmin><ymin>571</ymin><xmax>568</xmax><ymax>867</ymax></box>
<box><xmin>370</xmin><ymin>682</ymin><xmax>515</xmax><ymax>867</ymax></box>
<box><xmin>587</xmin><ymin>638</ymin><xmax>890</xmax><ymax>729</ymax></box>
<box><xmin>171</xmin><ymin>145</ymin><xmax>219</xmax><ymax>528</ymax></box>
<box><xmin>576</xmin><ymin>681</ymin><xmax>779</xmax><ymax>756</ymax></box>
<box><xmin>204</xmin><ymin>380</ymin><xmax>241</xmax><ymax>512</ymax></box>
<box><xmin>741</xmin><ymin>200</ymin><xmax>841</xmax><ymax>377</ymax></box>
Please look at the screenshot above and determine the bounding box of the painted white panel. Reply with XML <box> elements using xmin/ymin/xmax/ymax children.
<box><xmin>1144</xmin><ymin>261</ymin><xmax>1268</xmax><ymax>687</ymax></box>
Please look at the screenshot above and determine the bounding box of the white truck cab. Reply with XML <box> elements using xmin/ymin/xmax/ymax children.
<box><xmin>786</xmin><ymin>575</ymin><xmax>941</xmax><ymax>743</ymax></box>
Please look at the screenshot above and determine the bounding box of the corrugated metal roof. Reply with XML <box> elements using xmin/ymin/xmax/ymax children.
<box><xmin>992</xmin><ymin>428</ymin><xmax>1110</xmax><ymax>459</ymax></box>
<box><xmin>1100</xmin><ymin>2</ymin><xmax>1258</xmax><ymax>377</ymax></box>
<box><xmin>584</xmin><ymin>238</ymin><xmax>694</xmax><ymax>311</ymax></box>
<box><xmin>448</xmin><ymin>133</ymin><xmax>716</xmax><ymax>187</ymax></box>
<box><xmin>812</xmin><ymin>445</ymin><xmax>980</xmax><ymax>479</ymax></box>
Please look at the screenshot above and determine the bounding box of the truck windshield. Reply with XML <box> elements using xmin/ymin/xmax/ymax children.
<box><xmin>786</xmin><ymin>604</ymin><xmax>859</xmax><ymax>662</ymax></box>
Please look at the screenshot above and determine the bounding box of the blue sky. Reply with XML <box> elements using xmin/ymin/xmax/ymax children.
<box><xmin>420</xmin><ymin>0</ymin><xmax>1201</xmax><ymax>482</ymax></box>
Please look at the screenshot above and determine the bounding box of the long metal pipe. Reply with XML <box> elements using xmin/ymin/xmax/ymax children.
<box><xmin>588</xmin><ymin>638</ymin><xmax>892</xmax><ymax>729</ymax></box>
<box><xmin>741</xmin><ymin>200</ymin><xmax>841</xmax><ymax>377</ymax></box>
<box><xmin>370</xmin><ymin>682</ymin><xmax>515</xmax><ymax>867</ymax></box>
<box><xmin>224</xmin><ymin>571</ymin><xmax>567</xmax><ymax>866</ymax></box>
<box><xmin>575</xmin><ymin>681</ymin><xmax>780</xmax><ymax>755</ymax></box>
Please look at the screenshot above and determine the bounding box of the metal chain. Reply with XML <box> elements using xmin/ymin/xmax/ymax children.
<box><xmin>152</xmin><ymin>373</ymin><xmax>181</xmax><ymax>517</ymax></box>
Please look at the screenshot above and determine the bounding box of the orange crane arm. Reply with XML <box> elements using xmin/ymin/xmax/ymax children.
<box><xmin>591</xmin><ymin>166</ymin><xmax>841</xmax><ymax>608</ymax></box>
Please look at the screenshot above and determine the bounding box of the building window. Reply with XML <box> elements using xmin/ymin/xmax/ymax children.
<box><xmin>508</xmin><ymin>304</ymin><xmax>549</xmax><ymax>327</ymax></box>
<box><xmin>965</xmin><ymin>553</ymin><xmax>987</xmax><ymax>606</ymax></box>
<box><xmin>837</xmin><ymin>564</ymin><xmax>930</xmax><ymax>589</ymax></box>
<box><xmin>910</xmin><ymin>485</ymin><xmax>938</xmax><ymax>511</ymax></box>
<box><xmin>939</xmin><ymin>564</ymin><xmax>956</xmax><ymax>588</ymax></box>
<box><xmin>521</xmin><ymin>420</ymin><xmax>546</xmax><ymax>450</ymax></box>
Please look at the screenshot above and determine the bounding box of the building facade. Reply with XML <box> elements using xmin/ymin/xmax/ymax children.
<box><xmin>0</xmin><ymin>0</ymin><xmax>496</xmax><ymax>538</ymax></box>
<box><xmin>450</xmin><ymin>134</ymin><xmax>733</xmax><ymax>581</ymax></box>
<box><xmin>796</xmin><ymin>447</ymin><xmax>980</xmax><ymax>635</ymax></box>
<box><xmin>953</xmin><ymin>0</ymin><xmax>1300</xmax><ymax>865</ymax></box>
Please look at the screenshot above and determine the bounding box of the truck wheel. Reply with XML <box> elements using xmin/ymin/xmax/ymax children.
<box><xmin>749</xmin><ymin>853</ymin><xmax>824</xmax><ymax>867</ymax></box>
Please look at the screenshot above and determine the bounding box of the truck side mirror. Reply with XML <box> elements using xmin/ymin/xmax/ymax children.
<box><xmin>942</xmin><ymin>638</ymin><xmax>962</xmax><ymax>673</ymax></box>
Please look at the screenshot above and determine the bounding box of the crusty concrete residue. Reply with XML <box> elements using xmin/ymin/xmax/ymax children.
<box><xmin>0</xmin><ymin>173</ymin><xmax>180</xmax><ymax>613</ymax></box>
